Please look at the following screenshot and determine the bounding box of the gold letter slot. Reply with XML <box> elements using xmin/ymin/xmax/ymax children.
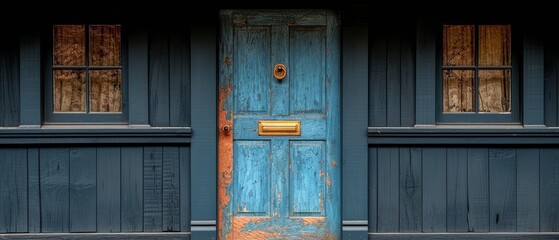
<box><xmin>258</xmin><ymin>120</ymin><xmax>301</xmax><ymax>136</ymax></box>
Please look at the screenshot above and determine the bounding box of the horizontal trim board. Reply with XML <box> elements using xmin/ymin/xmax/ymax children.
<box><xmin>0</xmin><ymin>128</ymin><xmax>191</xmax><ymax>145</ymax></box>
<box><xmin>368</xmin><ymin>233</ymin><xmax>559</xmax><ymax>240</ymax></box>
<box><xmin>369</xmin><ymin>127</ymin><xmax>559</xmax><ymax>145</ymax></box>
<box><xmin>0</xmin><ymin>233</ymin><xmax>190</xmax><ymax>240</ymax></box>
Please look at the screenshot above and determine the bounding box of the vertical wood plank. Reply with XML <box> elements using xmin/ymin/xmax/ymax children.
<box><xmin>415</xmin><ymin>18</ymin><xmax>436</xmax><ymax>125</ymax></box>
<box><xmin>149</xmin><ymin>33</ymin><xmax>170</xmax><ymax>127</ymax></box>
<box><xmin>121</xmin><ymin>147</ymin><xmax>143</xmax><ymax>232</ymax></box>
<box><xmin>97</xmin><ymin>147</ymin><xmax>121</xmax><ymax>232</ymax></box>
<box><xmin>342</xmin><ymin>24</ymin><xmax>368</xmax><ymax>221</ymax></box>
<box><xmin>517</xmin><ymin>148</ymin><xmax>540</xmax><ymax>231</ymax></box>
<box><xmin>27</xmin><ymin>148</ymin><xmax>40</xmax><ymax>233</ymax></box>
<box><xmin>386</xmin><ymin>31</ymin><xmax>401</xmax><ymax>127</ymax></box>
<box><xmin>399</xmin><ymin>147</ymin><xmax>421</xmax><ymax>232</ymax></box>
<box><xmin>540</xmin><ymin>148</ymin><xmax>559</xmax><ymax>231</ymax></box>
<box><xmin>144</xmin><ymin>147</ymin><xmax>163</xmax><ymax>231</ymax></box>
<box><xmin>467</xmin><ymin>148</ymin><xmax>490</xmax><ymax>232</ymax></box>
<box><xmin>400</xmin><ymin>25</ymin><xmax>415</xmax><ymax>127</ymax></box>
<box><xmin>489</xmin><ymin>148</ymin><xmax>517</xmax><ymax>231</ymax></box>
<box><xmin>169</xmin><ymin>31</ymin><xmax>191</xmax><ymax>127</ymax></box>
<box><xmin>163</xmin><ymin>147</ymin><xmax>180</xmax><ymax>231</ymax></box>
<box><xmin>544</xmin><ymin>41</ymin><xmax>557</xmax><ymax>127</ymax></box>
<box><xmin>40</xmin><ymin>148</ymin><xmax>70</xmax><ymax>232</ymax></box>
<box><xmin>19</xmin><ymin>31</ymin><xmax>41</xmax><ymax>126</ymax></box>
<box><xmin>179</xmin><ymin>146</ymin><xmax>191</xmax><ymax>232</ymax></box>
<box><xmin>369</xmin><ymin>25</ymin><xmax>387</xmax><ymax>127</ymax></box>
<box><xmin>0</xmin><ymin>38</ymin><xmax>20</xmax><ymax>127</ymax></box>
<box><xmin>523</xmin><ymin>31</ymin><xmax>545</xmax><ymax>126</ymax></box>
<box><xmin>325</xmin><ymin>11</ymin><xmax>341</xmax><ymax>237</ymax></box>
<box><xmin>0</xmin><ymin>149</ymin><xmax>27</xmax><ymax>233</ymax></box>
<box><xmin>128</xmin><ymin>27</ymin><xmax>149</xmax><ymax>126</ymax></box>
<box><xmin>368</xmin><ymin>147</ymin><xmax>378</xmax><ymax>233</ymax></box>
<box><xmin>377</xmin><ymin>147</ymin><xmax>399</xmax><ymax>232</ymax></box>
<box><xmin>191</xmin><ymin>22</ymin><xmax>217</xmax><ymax>222</ymax></box>
<box><xmin>447</xmin><ymin>148</ymin><xmax>468</xmax><ymax>232</ymax></box>
<box><xmin>69</xmin><ymin>148</ymin><xmax>96</xmax><ymax>232</ymax></box>
<box><xmin>422</xmin><ymin>148</ymin><xmax>446</xmax><ymax>232</ymax></box>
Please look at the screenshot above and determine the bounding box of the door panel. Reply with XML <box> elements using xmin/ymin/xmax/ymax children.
<box><xmin>219</xmin><ymin>10</ymin><xmax>340</xmax><ymax>239</ymax></box>
<box><xmin>290</xmin><ymin>27</ymin><xmax>325</xmax><ymax>114</ymax></box>
<box><xmin>233</xmin><ymin>141</ymin><xmax>271</xmax><ymax>216</ymax></box>
<box><xmin>290</xmin><ymin>141</ymin><xmax>326</xmax><ymax>216</ymax></box>
<box><xmin>234</xmin><ymin>27</ymin><xmax>271</xmax><ymax>115</ymax></box>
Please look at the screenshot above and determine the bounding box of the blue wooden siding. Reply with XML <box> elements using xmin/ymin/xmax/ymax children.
<box><xmin>0</xmin><ymin>35</ymin><xmax>19</xmax><ymax>127</ymax></box>
<box><xmin>545</xmin><ymin>34</ymin><xmax>559</xmax><ymax>127</ymax></box>
<box><xmin>368</xmin><ymin>147</ymin><xmax>558</xmax><ymax>233</ymax></box>
<box><xmin>1</xmin><ymin>8</ymin><xmax>559</xmax><ymax>240</ymax></box>
<box><xmin>149</xmin><ymin>28</ymin><xmax>191</xmax><ymax>127</ymax></box>
<box><xmin>369</xmin><ymin>23</ymin><xmax>416</xmax><ymax>127</ymax></box>
<box><xmin>0</xmin><ymin>146</ymin><xmax>190</xmax><ymax>234</ymax></box>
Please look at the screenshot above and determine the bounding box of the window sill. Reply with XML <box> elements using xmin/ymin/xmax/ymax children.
<box><xmin>0</xmin><ymin>126</ymin><xmax>191</xmax><ymax>145</ymax></box>
<box><xmin>368</xmin><ymin>126</ymin><xmax>559</xmax><ymax>145</ymax></box>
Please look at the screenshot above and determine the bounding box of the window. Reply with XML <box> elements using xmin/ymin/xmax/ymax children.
<box><xmin>437</xmin><ymin>24</ymin><xmax>519</xmax><ymax>123</ymax></box>
<box><xmin>46</xmin><ymin>24</ymin><xmax>127</xmax><ymax>123</ymax></box>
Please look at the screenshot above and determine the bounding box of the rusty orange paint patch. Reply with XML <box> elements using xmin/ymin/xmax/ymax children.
<box><xmin>302</xmin><ymin>217</ymin><xmax>326</xmax><ymax>226</ymax></box>
<box><xmin>326</xmin><ymin>178</ymin><xmax>332</xmax><ymax>186</ymax></box>
<box><xmin>331</xmin><ymin>161</ymin><xmax>337</xmax><ymax>167</ymax></box>
<box><xmin>228</xmin><ymin>217</ymin><xmax>279</xmax><ymax>240</ymax></box>
<box><xmin>218</xmin><ymin>86</ymin><xmax>233</xmax><ymax>239</ymax></box>
<box><xmin>319</xmin><ymin>170</ymin><xmax>324</xmax><ymax>177</ymax></box>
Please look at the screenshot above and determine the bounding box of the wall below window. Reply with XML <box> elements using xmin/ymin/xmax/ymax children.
<box><xmin>0</xmin><ymin>145</ymin><xmax>190</xmax><ymax>234</ymax></box>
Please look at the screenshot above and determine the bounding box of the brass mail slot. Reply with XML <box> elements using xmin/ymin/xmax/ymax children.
<box><xmin>258</xmin><ymin>120</ymin><xmax>301</xmax><ymax>136</ymax></box>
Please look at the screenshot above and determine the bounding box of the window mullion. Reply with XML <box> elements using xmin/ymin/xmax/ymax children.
<box><xmin>474</xmin><ymin>24</ymin><xmax>479</xmax><ymax>113</ymax></box>
<box><xmin>85</xmin><ymin>24</ymin><xmax>90</xmax><ymax>113</ymax></box>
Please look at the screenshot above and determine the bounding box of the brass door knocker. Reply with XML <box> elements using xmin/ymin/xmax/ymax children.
<box><xmin>273</xmin><ymin>64</ymin><xmax>287</xmax><ymax>81</ymax></box>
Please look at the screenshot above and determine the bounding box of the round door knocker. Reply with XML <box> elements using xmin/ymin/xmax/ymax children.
<box><xmin>273</xmin><ymin>63</ymin><xmax>287</xmax><ymax>81</ymax></box>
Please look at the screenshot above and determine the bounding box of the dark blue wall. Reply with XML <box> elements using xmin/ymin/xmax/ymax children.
<box><xmin>1</xmin><ymin>8</ymin><xmax>559</xmax><ymax>240</ymax></box>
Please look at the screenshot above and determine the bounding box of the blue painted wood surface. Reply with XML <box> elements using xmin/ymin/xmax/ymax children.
<box><xmin>0</xmin><ymin>39</ymin><xmax>19</xmax><ymax>127</ymax></box>
<box><xmin>447</xmin><ymin>148</ymin><xmax>468</xmax><ymax>232</ymax></box>
<box><xmin>191</xmin><ymin>21</ymin><xmax>217</xmax><ymax>226</ymax></box>
<box><xmin>422</xmin><ymin>148</ymin><xmax>446</xmax><ymax>232</ymax></box>
<box><xmin>377</xmin><ymin>147</ymin><xmax>399</xmax><ymax>232</ymax></box>
<box><xmin>342</xmin><ymin>24</ymin><xmax>368</xmax><ymax>223</ymax></box>
<box><xmin>163</xmin><ymin>147</ymin><xmax>180</xmax><ymax>231</ymax></box>
<box><xmin>69</xmin><ymin>148</ymin><xmax>96</xmax><ymax>232</ymax></box>
<box><xmin>27</xmin><ymin>148</ymin><xmax>40</xmax><ymax>233</ymax></box>
<box><xmin>144</xmin><ymin>147</ymin><xmax>163</xmax><ymax>232</ymax></box>
<box><xmin>489</xmin><ymin>148</ymin><xmax>517</xmax><ymax>231</ymax></box>
<box><xmin>541</xmin><ymin>148</ymin><xmax>559</xmax><ymax>231</ymax></box>
<box><xmin>97</xmin><ymin>147</ymin><xmax>121</xmax><ymax>232</ymax></box>
<box><xmin>290</xmin><ymin>141</ymin><xmax>325</xmax><ymax>216</ymax></box>
<box><xmin>0</xmin><ymin>149</ymin><xmax>27</xmax><ymax>233</ymax></box>
<box><xmin>468</xmin><ymin>148</ymin><xmax>490</xmax><ymax>232</ymax></box>
<box><xmin>399</xmin><ymin>147</ymin><xmax>421</xmax><ymax>232</ymax></box>
<box><xmin>121</xmin><ymin>147</ymin><xmax>144</xmax><ymax>232</ymax></box>
<box><xmin>517</xmin><ymin>149</ymin><xmax>540</xmax><ymax>231</ymax></box>
<box><xmin>368</xmin><ymin>148</ymin><xmax>378</xmax><ymax>233</ymax></box>
<box><xmin>40</xmin><ymin>148</ymin><xmax>70</xmax><ymax>232</ymax></box>
<box><xmin>219</xmin><ymin>10</ymin><xmax>340</xmax><ymax>239</ymax></box>
<box><xmin>234</xmin><ymin>27</ymin><xmax>270</xmax><ymax>115</ymax></box>
<box><xmin>233</xmin><ymin>141</ymin><xmax>270</xmax><ymax>215</ymax></box>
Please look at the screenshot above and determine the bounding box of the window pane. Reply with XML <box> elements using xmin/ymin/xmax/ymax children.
<box><xmin>479</xmin><ymin>69</ymin><xmax>511</xmax><ymax>112</ymax></box>
<box><xmin>90</xmin><ymin>70</ymin><xmax>122</xmax><ymax>112</ymax></box>
<box><xmin>479</xmin><ymin>25</ymin><xmax>511</xmax><ymax>66</ymax></box>
<box><xmin>54</xmin><ymin>70</ymin><xmax>86</xmax><ymax>112</ymax></box>
<box><xmin>89</xmin><ymin>25</ymin><xmax>121</xmax><ymax>66</ymax></box>
<box><xmin>443</xmin><ymin>25</ymin><xmax>475</xmax><ymax>66</ymax></box>
<box><xmin>443</xmin><ymin>70</ymin><xmax>474</xmax><ymax>112</ymax></box>
<box><xmin>54</xmin><ymin>25</ymin><xmax>85</xmax><ymax>66</ymax></box>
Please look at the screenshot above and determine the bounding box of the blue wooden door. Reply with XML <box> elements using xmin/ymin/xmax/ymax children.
<box><xmin>218</xmin><ymin>10</ymin><xmax>340</xmax><ymax>239</ymax></box>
